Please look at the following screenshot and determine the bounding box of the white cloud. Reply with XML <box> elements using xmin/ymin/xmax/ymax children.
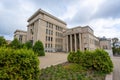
<box><xmin>89</xmin><ymin>18</ymin><xmax>120</xmax><ymax>38</ymax></box>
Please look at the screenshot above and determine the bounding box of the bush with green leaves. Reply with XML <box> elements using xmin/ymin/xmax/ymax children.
<box><xmin>82</xmin><ymin>50</ymin><xmax>94</xmax><ymax>69</ymax></box>
<box><xmin>68</xmin><ymin>50</ymin><xmax>83</xmax><ymax>63</ymax></box>
<box><xmin>9</xmin><ymin>38</ymin><xmax>22</xmax><ymax>49</ymax></box>
<box><xmin>24</xmin><ymin>41</ymin><xmax>33</xmax><ymax>49</ymax></box>
<box><xmin>0</xmin><ymin>47</ymin><xmax>40</xmax><ymax>80</ymax></box>
<box><xmin>0</xmin><ymin>36</ymin><xmax>7</xmax><ymax>47</ymax></box>
<box><xmin>33</xmin><ymin>40</ymin><xmax>45</xmax><ymax>56</ymax></box>
<box><xmin>92</xmin><ymin>49</ymin><xmax>113</xmax><ymax>73</ymax></box>
<box><xmin>67</xmin><ymin>49</ymin><xmax>113</xmax><ymax>74</ymax></box>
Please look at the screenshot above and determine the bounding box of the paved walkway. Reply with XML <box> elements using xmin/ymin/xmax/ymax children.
<box><xmin>39</xmin><ymin>52</ymin><xmax>68</xmax><ymax>69</ymax></box>
<box><xmin>38</xmin><ymin>53</ymin><xmax>120</xmax><ymax>80</ymax></box>
<box><xmin>112</xmin><ymin>57</ymin><xmax>120</xmax><ymax>80</ymax></box>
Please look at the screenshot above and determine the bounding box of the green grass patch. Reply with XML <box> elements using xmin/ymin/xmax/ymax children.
<box><xmin>40</xmin><ymin>63</ymin><xmax>105</xmax><ymax>80</ymax></box>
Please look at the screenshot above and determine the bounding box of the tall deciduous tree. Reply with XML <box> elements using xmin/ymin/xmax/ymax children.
<box><xmin>33</xmin><ymin>40</ymin><xmax>45</xmax><ymax>56</ymax></box>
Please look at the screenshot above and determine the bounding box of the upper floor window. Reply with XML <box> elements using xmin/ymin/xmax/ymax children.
<box><xmin>30</xmin><ymin>29</ymin><xmax>34</xmax><ymax>34</ymax></box>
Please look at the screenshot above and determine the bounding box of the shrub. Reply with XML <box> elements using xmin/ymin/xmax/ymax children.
<box><xmin>67</xmin><ymin>49</ymin><xmax>113</xmax><ymax>74</ymax></box>
<box><xmin>82</xmin><ymin>50</ymin><xmax>94</xmax><ymax>69</ymax></box>
<box><xmin>67</xmin><ymin>50</ymin><xmax>83</xmax><ymax>63</ymax></box>
<box><xmin>93</xmin><ymin>49</ymin><xmax>113</xmax><ymax>73</ymax></box>
<box><xmin>24</xmin><ymin>41</ymin><xmax>33</xmax><ymax>49</ymax></box>
<box><xmin>33</xmin><ymin>40</ymin><xmax>45</xmax><ymax>56</ymax></box>
<box><xmin>9</xmin><ymin>38</ymin><xmax>22</xmax><ymax>49</ymax></box>
<box><xmin>0</xmin><ymin>47</ymin><xmax>40</xmax><ymax>80</ymax></box>
<box><xmin>67</xmin><ymin>51</ymin><xmax>75</xmax><ymax>63</ymax></box>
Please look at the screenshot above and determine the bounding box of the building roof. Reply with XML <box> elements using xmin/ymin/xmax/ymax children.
<box><xmin>27</xmin><ymin>9</ymin><xmax>67</xmax><ymax>25</ymax></box>
<box><xmin>14</xmin><ymin>29</ymin><xmax>27</xmax><ymax>34</ymax></box>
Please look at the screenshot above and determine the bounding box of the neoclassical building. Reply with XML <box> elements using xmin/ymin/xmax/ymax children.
<box><xmin>14</xmin><ymin>9</ymin><xmax>112</xmax><ymax>52</ymax></box>
<box><xmin>14</xmin><ymin>30</ymin><xmax>27</xmax><ymax>43</ymax></box>
<box><xmin>27</xmin><ymin>9</ymin><xmax>66</xmax><ymax>52</ymax></box>
<box><xmin>63</xmin><ymin>26</ymin><xmax>99</xmax><ymax>52</ymax></box>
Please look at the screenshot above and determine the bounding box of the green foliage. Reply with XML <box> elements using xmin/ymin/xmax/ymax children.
<box><xmin>82</xmin><ymin>50</ymin><xmax>94</xmax><ymax>69</ymax></box>
<box><xmin>33</xmin><ymin>40</ymin><xmax>45</xmax><ymax>56</ymax></box>
<box><xmin>67</xmin><ymin>49</ymin><xmax>113</xmax><ymax>74</ymax></box>
<box><xmin>9</xmin><ymin>38</ymin><xmax>22</xmax><ymax>49</ymax></box>
<box><xmin>0</xmin><ymin>36</ymin><xmax>7</xmax><ymax>47</ymax></box>
<box><xmin>0</xmin><ymin>47</ymin><xmax>40</xmax><ymax>80</ymax></box>
<box><xmin>40</xmin><ymin>64</ymin><xmax>105</xmax><ymax>80</ymax></box>
<box><xmin>67</xmin><ymin>50</ymin><xmax>83</xmax><ymax>63</ymax></box>
<box><xmin>24</xmin><ymin>41</ymin><xmax>33</xmax><ymax>49</ymax></box>
<box><xmin>93</xmin><ymin>49</ymin><xmax>113</xmax><ymax>73</ymax></box>
<box><xmin>112</xmin><ymin>47</ymin><xmax>120</xmax><ymax>55</ymax></box>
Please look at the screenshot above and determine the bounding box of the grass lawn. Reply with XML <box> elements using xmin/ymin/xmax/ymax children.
<box><xmin>40</xmin><ymin>62</ymin><xmax>105</xmax><ymax>80</ymax></box>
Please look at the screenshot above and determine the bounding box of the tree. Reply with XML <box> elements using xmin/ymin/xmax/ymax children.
<box><xmin>9</xmin><ymin>38</ymin><xmax>22</xmax><ymax>49</ymax></box>
<box><xmin>0</xmin><ymin>36</ymin><xmax>7</xmax><ymax>47</ymax></box>
<box><xmin>24</xmin><ymin>41</ymin><xmax>33</xmax><ymax>49</ymax></box>
<box><xmin>33</xmin><ymin>40</ymin><xmax>45</xmax><ymax>56</ymax></box>
<box><xmin>112</xmin><ymin>38</ymin><xmax>119</xmax><ymax>47</ymax></box>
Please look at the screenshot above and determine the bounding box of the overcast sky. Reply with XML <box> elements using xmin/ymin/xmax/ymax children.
<box><xmin>0</xmin><ymin>0</ymin><xmax>120</xmax><ymax>40</ymax></box>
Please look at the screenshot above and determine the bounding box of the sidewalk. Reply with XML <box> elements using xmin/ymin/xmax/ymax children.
<box><xmin>38</xmin><ymin>52</ymin><xmax>68</xmax><ymax>69</ymax></box>
<box><xmin>112</xmin><ymin>57</ymin><xmax>120</xmax><ymax>80</ymax></box>
<box><xmin>39</xmin><ymin>54</ymin><xmax>120</xmax><ymax>80</ymax></box>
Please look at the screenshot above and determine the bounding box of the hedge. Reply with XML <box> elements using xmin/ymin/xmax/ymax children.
<box><xmin>0</xmin><ymin>47</ymin><xmax>40</xmax><ymax>80</ymax></box>
<box><xmin>67</xmin><ymin>49</ymin><xmax>113</xmax><ymax>74</ymax></box>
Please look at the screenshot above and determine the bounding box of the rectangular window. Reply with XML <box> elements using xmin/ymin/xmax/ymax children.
<box><xmin>46</xmin><ymin>22</ymin><xmax>49</xmax><ymax>27</ymax></box>
<box><xmin>49</xmin><ymin>30</ymin><xmax>51</xmax><ymax>35</ymax></box>
<box><xmin>51</xmin><ymin>37</ymin><xmax>53</xmax><ymax>41</ymax></box>
<box><xmin>51</xmin><ymin>31</ymin><xmax>53</xmax><ymax>35</ymax></box>
<box><xmin>46</xmin><ymin>29</ymin><xmax>48</xmax><ymax>34</ymax></box>
<box><xmin>45</xmin><ymin>44</ymin><xmax>47</xmax><ymax>48</ymax></box>
<box><xmin>48</xmin><ymin>37</ymin><xmax>50</xmax><ymax>41</ymax></box>
<box><xmin>56</xmin><ymin>26</ymin><xmax>57</xmax><ymax>30</ymax></box>
<box><xmin>51</xmin><ymin>44</ymin><xmax>52</xmax><ymax>48</ymax></box>
<box><xmin>48</xmin><ymin>44</ymin><xmax>50</xmax><ymax>48</ymax></box>
<box><xmin>46</xmin><ymin>36</ymin><xmax>47</xmax><ymax>41</ymax></box>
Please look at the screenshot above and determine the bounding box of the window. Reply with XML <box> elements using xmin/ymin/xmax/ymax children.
<box><xmin>51</xmin><ymin>37</ymin><xmax>53</xmax><ymax>41</ymax></box>
<box><xmin>46</xmin><ymin>22</ymin><xmax>49</xmax><ymax>27</ymax></box>
<box><xmin>46</xmin><ymin>29</ymin><xmax>48</xmax><ymax>34</ymax></box>
<box><xmin>46</xmin><ymin>36</ymin><xmax>47</xmax><ymax>41</ymax></box>
<box><xmin>45</xmin><ymin>44</ymin><xmax>47</xmax><ymax>48</ymax></box>
<box><xmin>56</xmin><ymin>26</ymin><xmax>57</xmax><ymax>30</ymax></box>
<box><xmin>51</xmin><ymin>44</ymin><xmax>52</xmax><ymax>48</ymax></box>
<box><xmin>19</xmin><ymin>35</ymin><xmax>23</xmax><ymax>42</ymax></box>
<box><xmin>48</xmin><ymin>37</ymin><xmax>50</xmax><ymax>41</ymax></box>
<box><xmin>48</xmin><ymin>44</ymin><xmax>50</xmax><ymax>48</ymax></box>
<box><xmin>51</xmin><ymin>31</ymin><xmax>53</xmax><ymax>35</ymax></box>
<box><xmin>49</xmin><ymin>30</ymin><xmax>51</xmax><ymax>35</ymax></box>
<box><xmin>30</xmin><ymin>29</ymin><xmax>33</xmax><ymax>34</ymax></box>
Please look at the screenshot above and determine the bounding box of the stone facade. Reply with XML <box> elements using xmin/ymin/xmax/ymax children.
<box><xmin>63</xmin><ymin>26</ymin><xmax>100</xmax><ymax>52</ymax></box>
<box><xmin>14</xmin><ymin>30</ymin><xmax>27</xmax><ymax>43</ymax></box>
<box><xmin>99</xmin><ymin>37</ymin><xmax>112</xmax><ymax>50</ymax></box>
<box><xmin>14</xmin><ymin>9</ymin><xmax>112</xmax><ymax>53</ymax></box>
<box><xmin>27</xmin><ymin>9</ymin><xmax>66</xmax><ymax>52</ymax></box>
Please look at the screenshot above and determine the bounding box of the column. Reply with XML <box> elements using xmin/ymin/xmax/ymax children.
<box><xmin>74</xmin><ymin>34</ymin><xmax>77</xmax><ymax>51</ymax></box>
<box><xmin>66</xmin><ymin>35</ymin><xmax>68</xmax><ymax>52</ymax></box>
<box><xmin>70</xmin><ymin>34</ymin><xmax>72</xmax><ymax>51</ymax></box>
<box><xmin>79</xmin><ymin>33</ymin><xmax>82</xmax><ymax>51</ymax></box>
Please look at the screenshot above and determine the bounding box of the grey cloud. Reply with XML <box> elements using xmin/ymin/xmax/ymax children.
<box><xmin>93</xmin><ymin>0</ymin><xmax>120</xmax><ymax>18</ymax></box>
<box><xmin>66</xmin><ymin>0</ymin><xmax>120</xmax><ymax>26</ymax></box>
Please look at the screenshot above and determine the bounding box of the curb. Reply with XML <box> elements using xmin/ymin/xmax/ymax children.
<box><xmin>105</xmin><ymin>72</ymin><xmax>113</xmax><ymax>80</ymax></box>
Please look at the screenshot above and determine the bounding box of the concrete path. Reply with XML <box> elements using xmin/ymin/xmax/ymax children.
<box><xmin>112</xmin><ymin>57</ymin><xmax>120</xmax><ymax>80</ymax></box>
<box><xmin>39</xmin><ymin>53</ymin><xmax>120</xmax><ymax>80</ymax></box>
<box><xmin>39</xmin><ymin>52</ymin><xmax>68</xmax><ymax>69</ymax></box>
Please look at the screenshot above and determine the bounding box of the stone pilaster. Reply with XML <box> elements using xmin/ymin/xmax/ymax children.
<box><xmin>70</xmin><ymin>34</ymin><xmax>72</xmax><ymax>51</ymax></box>
<box><xmin>74</xmin><ymin>34</ymin><xmax>77</xmax><ymax>51</ymax></box>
